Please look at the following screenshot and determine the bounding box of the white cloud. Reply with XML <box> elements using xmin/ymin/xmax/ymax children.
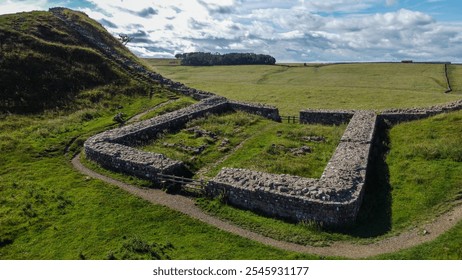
<box><xmin>0</xmin><ymin>0</ymin><xmax>49</xmax><ymax>14</ymax></box>
<box><xmin>1</xmin><ymin>0</ymin><xmax>461</xmax><ymax>62</ymax></box>
<box><xmin>386</xmin><ymin>0</ymin><xmax>397</xmax><ymax>6</ymax></box>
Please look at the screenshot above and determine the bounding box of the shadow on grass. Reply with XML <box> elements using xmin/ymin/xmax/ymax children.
<box><xmin>358</xmin><ymin>121</ymin><xmax>394</xmax><ymax>235</ymax></box>
<box><xmin>333</xmin><ymin>120</ymin><xmax>393</xmax><ymax>238</ymax></box>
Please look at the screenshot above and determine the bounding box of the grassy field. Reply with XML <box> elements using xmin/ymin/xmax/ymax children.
<box><xmin>387</xmin><ymin>110</ymin><xmax>462</xmax><ymax>229</ymax></box>
<box><xmin>145</xmin><ymin>61</ymin><xmax>462</xmax><ymax>115</ymax></box>
<box><xmin>448</xmin><ymin>65</ymin><xmax>462</xmax><ymax>93</ymax></box>
<box><xmin>141</xmin><ymin>111</ymin><xmax>345</xmax><ymax>179</ymax></box>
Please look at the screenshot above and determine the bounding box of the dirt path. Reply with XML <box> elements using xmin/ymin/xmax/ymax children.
<box><xmin>72</xmin><ymin>154</ymin><xmax>462</xmax><ymax>258</ymax></box>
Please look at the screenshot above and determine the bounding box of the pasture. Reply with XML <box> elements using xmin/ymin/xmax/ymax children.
<box><xmin>146</xmin><ymin>60</ymin><xmax>462</xmax><ymax>115</ymax></box>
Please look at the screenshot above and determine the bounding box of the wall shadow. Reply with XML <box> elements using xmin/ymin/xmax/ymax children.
<box><xmin>333</xmin><ymin>120</ymin><xmax>393</xmax><ymax>238</ymax></box>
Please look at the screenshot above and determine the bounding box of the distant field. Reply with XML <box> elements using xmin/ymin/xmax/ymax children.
<box><xmin>449</xmin><ymin>65</ymin><xmax>462</xmax><ymax>93</ymax></box>
<box><xmin>144</xmin><ymin>61</ymin><xmax>462</xmax><ymax>115</ymax></box>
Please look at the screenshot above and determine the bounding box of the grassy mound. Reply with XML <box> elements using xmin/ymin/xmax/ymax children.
<box><xmin>0</xmin><ymin>9</ymin><xmax>142</xmax><ymax>113</ymax></box>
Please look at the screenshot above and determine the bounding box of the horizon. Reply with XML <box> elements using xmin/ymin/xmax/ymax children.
<box><xmin>147</xmin><ymin>57</ymin><xmax>460</xmax><ymax>64</ymax></box>
<box><xmin>1</xmin><ymin>0</ymin><xmax>461</xmax><ymax>63</ymax></box>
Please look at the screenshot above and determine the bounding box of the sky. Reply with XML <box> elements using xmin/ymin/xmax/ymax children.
<box><xmin>1</xmin><ymin>0</ymin><xmax>461</xmax><ymax>62</ymax></box>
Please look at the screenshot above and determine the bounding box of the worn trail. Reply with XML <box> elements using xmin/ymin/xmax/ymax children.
<box><xmin>72</xmin><ymin>154</ymin><xmax>462</xmax><ymax>259</ymax></box>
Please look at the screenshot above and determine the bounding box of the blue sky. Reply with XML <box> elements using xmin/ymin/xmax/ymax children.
<box><xmin>1</xmin><ymin>0</ymin><xmax>461</xmax><ymax>62</ymax></box>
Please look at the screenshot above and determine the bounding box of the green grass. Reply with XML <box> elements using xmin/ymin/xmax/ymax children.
<box><xmin>375</xmin><ymin>220</ymin><xmax>462</xmax><ymax>259</ymax></box>
<box><xmin>141</xmin><ymin>111</ymin><xmax>344</xmax><ymax>179</ymax></box>
<box><xmin>144</xmin><ymin>58</ymin><xmax>182</xmax><ymax>66</ymax></box>
<box><xmin>204</xmin><ymin>120</ymin><xmax>344</xmax><ymax>179</ymax></box>
<box><xmin>139</xmin><ymin>96</ymin><xmax>196</xmax><ymax>121</ymax></box>
<box><xmin>448</xmin><ymin>65</ymin><xmax>462</xmax><ymax>94</ymax></box>
<box><xmin>2</xmin><ymin>79</ymin><xmax>461</xmax><ymax>259</ymax></box>
<box><xmin>386</xmin><ymin>111</ymin><xmax>462</xmax><ymax>230</ymax></box>
<box><xmin>145</xmin><ymin>62</ymin><xmax>462</xmax><ymax>115</ymax></box>
<box><xmin>0</xmin><ymin>9</ymin><xmax>156</xmax><ymax>113</ymax></box>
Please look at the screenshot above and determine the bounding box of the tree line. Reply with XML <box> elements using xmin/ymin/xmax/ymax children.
<box><xmin>175</xmin><ymin>52</ymin><xmax>276</xmax><ymax>66</ymax></box>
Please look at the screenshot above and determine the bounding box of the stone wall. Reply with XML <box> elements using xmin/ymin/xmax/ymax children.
<box><xmin>85</xmin><ymin>141</ymin><xmax>189</xmax><ymax>180</ymax></box>
<box><xmin>380</xmin><ymin>99</ymin><xmax>462</xmax><ymax>125</ymax></box>
<box><xmin>84</xmin><ymin>96</ymin><xmax>282</xmax><ymax>183</ymax></box>
<box><xmin>206</xmin><ymin>111</ymin><xmax>378</xmax><ymax>227</ymax></box>
<box><xmin>229</xmin><ymin>100</ymin><xmax>281</xmax><ymax>122</ymax></box>
<box><xmin>299</xmin><ymin>110</ymin><xmax>355</xmax><ymax>125</ymax></box>
<box><xmin>85</xmin><ymin>96</ymin><xmax>229</xmax><ymax>181</ymax></box>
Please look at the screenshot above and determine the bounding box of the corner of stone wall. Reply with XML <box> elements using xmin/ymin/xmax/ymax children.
<box><xmin>228</xmin><ymin>100</ymin><xmax>281</xmax><ymax>122</ymax></box>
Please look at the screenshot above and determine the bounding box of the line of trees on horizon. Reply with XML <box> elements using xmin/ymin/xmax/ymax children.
<box><xmin>175</xmin><ymin>52</ymin><xmax>276</xmax><ymax>66</ymax></box>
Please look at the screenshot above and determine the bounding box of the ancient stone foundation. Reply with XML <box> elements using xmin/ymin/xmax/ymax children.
<box><xmin>380</xmin><ymin>99</ymin><xmax>462</xmax><ymax>125</ymax></box>
<box><xmin>84</xmin><ymin>96</ymin><xmax>281</xmax><ymax>183</ymax></box>
<box><xmin>206</xmin><ymin>111</ymin><xmax>377</xmax><ymax>227</ymax></box>
<box><xmin>84</xmin><ymin>97</ymin><xmax>462</xmax><ymax>227</ymax></box>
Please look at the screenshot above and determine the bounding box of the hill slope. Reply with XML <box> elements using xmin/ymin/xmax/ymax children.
<box><xmin>0</xmin><ymin>8</ymin><xmax>145</xmax><ymax>113</ymax></box>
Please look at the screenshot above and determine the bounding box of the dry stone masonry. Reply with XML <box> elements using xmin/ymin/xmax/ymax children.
<box><xmin>300</xmin><ymin>110</ymin><xmax>355</xmax><ymax>125</ymax></box>
<box><xmin>380</xmin><ymin>99</ymin><xmax>462</xmax><ymax>125</ymax></box>
<box><xmin>207</xmin><ymin>111</ymin><xmax>377</xmax><ymax>226</ymax></box>
<box><xmin>84</xmin><ymin>96</ymin><xmax>281</xmax><ymax>182</ymax></box>
<box><xmin>85</xmin><ymin>95</ymin><xmax>462</xmax><ymax>227</ymax></box>
<box><xmin>85</xmin><ymin>94</ymin><xmax>380</xmax><ymax>226</ymax></box>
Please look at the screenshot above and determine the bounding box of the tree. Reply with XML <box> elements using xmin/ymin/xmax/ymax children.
<box><xmin>178</xmin><ymin>52</ymin><xmax>276</xmax><ymax>66</ymax></box>
<box><xmin>118</xmin><ymin>33</ymin><xmax>133</xmax><ymax>45</ymax></box>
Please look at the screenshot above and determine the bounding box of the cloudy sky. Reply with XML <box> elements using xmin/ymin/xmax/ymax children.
<box><xmin>1</xmin><ymin>0</ymin><xmax>461</xmax><ymax>62</ymax></box>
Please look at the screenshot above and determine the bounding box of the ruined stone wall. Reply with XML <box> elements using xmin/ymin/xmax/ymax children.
<box><xmin>229</xmin><ymin>100</ymin><xmax>281</xmax><ymax>122</ymax></box>
<box><xmin>85</xmin><ymin>97</ymin><xmax>230</xmax><ymax>181</ymax></box>
<box><xmin>84</xmin><ymin>96</ymin><xmax>282</xmax><ymax>183</ymax></box>
<box><xmin>95</xmin><ymin>96</ymin><xmax>230</xmax><ymax>146</ymax></box>
<box><xmin>85</xmin><ymin>142</ymin><xmax>188</xmax><ymax>180</ymax></box>
<box><xmin>206</xmin><ymin>111</ymin><xmax>378</xmax><ymax>227</ymax></box>
<box><xmin>380</xmin><ymin>99</ymin><xmax>462</xmax><ymax>125</ymax></box>
<box><xmin>207</xmin><ymin>170</ymin><xmax>360</xmax><ymax>226</ymax></box>
<box><xmin>299</xmin><ymin>110</ymin><xmax>355</xmax><ymax>125</ymax></box>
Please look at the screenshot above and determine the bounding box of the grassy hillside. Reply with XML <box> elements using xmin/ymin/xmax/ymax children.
<box><xmin>1</xmin><ymin>9</ymin><xmax>462</xmax><ymax>260</ymax></box>
<box><xmin>146</xmin><ymin>61</ymin><xmax>462</xmax><ymax>115</ymax></box>
<box><xmin>0</xmin><ymin>9</ymin><xmax>146</xmax><ymax>113</ymax></box>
